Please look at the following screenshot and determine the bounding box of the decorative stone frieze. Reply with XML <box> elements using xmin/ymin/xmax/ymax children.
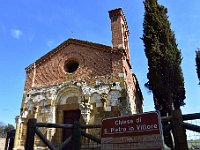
<box><xmin>21</xmin><ymin>78</ymin><xmax>132</xmax><ymax>121</ymax></box>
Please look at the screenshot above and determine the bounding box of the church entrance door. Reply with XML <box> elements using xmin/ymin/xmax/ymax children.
<box><xmin>63</xmin><ymin>109</ymin><xmax>81</xmax><ymax>150</ymax></box>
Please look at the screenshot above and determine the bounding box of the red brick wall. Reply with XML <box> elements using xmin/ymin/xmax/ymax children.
<box><xmin>123</xmin><ymin>58</ymin><xmax>133</xmax><ymax>85</ymax></box>
<box><xmin>111</xmin><ymin>50</ymin><xmax>124</xmax><ymax>78</ymax></box>
<box><xmin>24</xmin><ymin>43</ymin><xmax>125</xmax><ymax>90</ymax></box>
<box><xmin>110</xmin><ymin>16</ymin><xmax>124</xmax><ymax>48</ymax></box>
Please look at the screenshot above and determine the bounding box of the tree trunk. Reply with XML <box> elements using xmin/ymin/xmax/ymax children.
<box><xmin>171</xmin><ymin>109</ymin><xmax>188</xmax><ymax>150</ymax></box>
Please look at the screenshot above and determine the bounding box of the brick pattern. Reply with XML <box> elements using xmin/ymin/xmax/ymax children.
<box><xmin>110</xmin><ymin>17</ymin><xmax>124</xmax><ymax>48</ymax></box>
<box><xmin>109</xmin><ymin>8</ymin><xmax>131</xmax><ymax>65</ymax></box>
<box><xmin>109</xmin><ymin>8</ymin><xmax>128</xmax><ymax>48</ymax></box>
<box><xmin>24</xmin><ymin>42</ymin><xmax>125</xmax><ymax>91</ymax></box>
<box><xmin>123</xmin><ymin>58</ymin><xmax>133</xmax><ymax>85</ymax></box>
<box><xmin>108</xmin><ymin>8</ymin><xmax>136</xmax><ymax>96</ymax></box>
<box><xmin>111</xmin><ymin>51</ymin><xmax>124</xmax><ymax>78</ymax></box>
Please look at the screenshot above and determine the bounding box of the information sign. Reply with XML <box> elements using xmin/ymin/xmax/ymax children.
<box><xmin>101</xmin><ymin>112</ymin><xmax>164</xmax><ymax>150</ymax></box>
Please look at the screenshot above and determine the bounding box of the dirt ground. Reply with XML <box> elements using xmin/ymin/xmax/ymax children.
<box><xmin>0</xmin><ymin>138</ymin><xmax>5</xmax><ymax>150</ymax></box>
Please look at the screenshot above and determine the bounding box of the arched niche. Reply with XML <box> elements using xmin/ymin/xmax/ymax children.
<box><xmin>56</xmin><ymin>85</ymin><xmax>82</xmax><ymax>105</ymax></box>
<box><xmin>90</xmin><ymin>92</ymin><xmax>102</xmax><ymax>107</ymax></box>
<box><xmin>107</xmin><ymin>90</ymin><xmax>121</xmax><ymax>107</ymax></box>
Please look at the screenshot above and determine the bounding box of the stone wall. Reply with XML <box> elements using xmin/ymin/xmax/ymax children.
<box><xmin>15</xmin><ymin>73</ymin><xmax>141</xmax><ymax>149</ymax></box>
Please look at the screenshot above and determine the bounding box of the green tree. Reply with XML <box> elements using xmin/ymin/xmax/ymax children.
<box><xmin>0</xmin><ymin>123</ymin><xmax>15</xmax><ymax>138</ymax></box>
<box><xmin>142</xmin><ymin>0</ymin><xmax>185</xmax><ymax>115</ymax></box>
<box><xmin>142</xmin><ymin>0</ymin><xmax>187</xmax><ymax>148</ymax></box>
<box><xmin>0</xmin><ymin>122</ymin><xmax>4</xmax><ymax>138</ymax></box>
<box><xmin>196</xmin><ymin>49</ymin><xmax>200</xmax><ymax>84</ymax></box>
<box><xmin>4</xmin><ymin>124</ymin><xmax>15</xmax><ymax>134</ymax></box>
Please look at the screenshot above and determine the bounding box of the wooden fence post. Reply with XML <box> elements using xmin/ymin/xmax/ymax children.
<box><xmin>171</xmin><ymin>109</ymin><xmax>188</xmax><ymax>150</ymax></box>
<box><xmin>4</xmin><ymin>132</ymin><xmax>9</xmax><ymax>150</ymax></box>
<box><xmin>73</xmin><ymin>121</ymin><xmax>81</xmax><ymax>150</ymax></box>
<box><xmin>25</xmin><ymin>118</ymin><xmax>37</xmax><ymax>150</ymax></box>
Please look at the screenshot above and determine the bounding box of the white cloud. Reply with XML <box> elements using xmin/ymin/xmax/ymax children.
<box><xmin>11</xmin><ymin>29</ymin><xmax>23</xmax><ymax>39</ymax></box>
<box><xmin>47</xmin><ymin>40</ymin><xmax>54</xmax><ymax>48</ymax></box>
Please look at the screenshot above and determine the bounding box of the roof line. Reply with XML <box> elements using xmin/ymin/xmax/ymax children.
<box><xmin>25</xmin><ymin>38</ymin><xmax>120</xmax><ymax>72</ymax></box>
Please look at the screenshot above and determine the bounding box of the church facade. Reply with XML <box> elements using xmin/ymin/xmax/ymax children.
<box><xmin>13</xmin><ymin>8</ymin><xmax>143</xmax><ymax>149</ymax></box>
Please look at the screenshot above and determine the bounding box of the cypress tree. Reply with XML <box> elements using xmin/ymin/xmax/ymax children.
<box><xmin>196</xmin><ymin>49</ymin><xmax>200</xmax><ymax>84</ymax></box>
<box><xmin>142</xmin><ymin>0</ymin><xmax>186</xmax><ymax>115</ymax></box>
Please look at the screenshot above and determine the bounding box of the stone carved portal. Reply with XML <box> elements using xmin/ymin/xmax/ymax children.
<box><xmin>55</xmin><ymin>87</ymin><xmax>81</xmax><ymax>144</ymax></box>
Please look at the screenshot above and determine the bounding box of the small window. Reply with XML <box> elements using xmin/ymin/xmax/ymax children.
<box><xmin>64</xmin><ymin>60</ymin><xmax>79</xmax><ymax>73</ymax></box>
<box><xmin>112</xmin><ymin>15</ymin><xmax>118</xmax><ymax>22</ymax></box>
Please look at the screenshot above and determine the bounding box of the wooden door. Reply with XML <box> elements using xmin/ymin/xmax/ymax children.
<box><xmin>63</xmin><ymin>109</ymin><xmax>81</xmax><ymax>150</ymax></box>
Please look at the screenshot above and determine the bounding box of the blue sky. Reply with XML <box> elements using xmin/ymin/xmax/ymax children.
<box><xmin>0</xmin><ymin>0</ymin><xmax>200</xmax><ymax>125</ymax></box>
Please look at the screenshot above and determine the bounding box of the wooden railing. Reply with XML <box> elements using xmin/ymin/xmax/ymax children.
<box><xmin>25</xmin><ymin>113</ymin><xmax>200</xmax><ymax>150</ymax></box>
<box><xmin>25</xmin><ymin>118</ymin><xmax>101</xmax><ymax>150</ymax></box>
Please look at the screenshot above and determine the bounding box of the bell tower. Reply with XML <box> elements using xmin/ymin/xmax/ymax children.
<box><xmin>109</xmin><ymin>8</ymin><xmax>131</xmax><ymax>62</ymax></box>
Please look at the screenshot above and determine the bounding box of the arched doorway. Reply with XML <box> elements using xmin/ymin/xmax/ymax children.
<box><xmin>55</xmin><ymin>86</ymin><xmax>83</xmax><ymax>148</ymax></box>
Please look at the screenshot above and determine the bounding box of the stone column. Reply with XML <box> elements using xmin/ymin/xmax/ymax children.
<box><xmin>47</xmin><ymin>104</ymin><xmax>56</xmax><ymax>141</ymax></box>
<box><xmin>34</xmin><ymin>106</ymin><xmax>39</xmax><ymax>118</ymax></box>
<box><xmin>13</xmin><ymin>116</ymin><xmax>22</xmax><ymax>150</ymax></box>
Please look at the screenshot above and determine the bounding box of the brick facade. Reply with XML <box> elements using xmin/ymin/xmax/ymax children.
<box><xmin>24</xmin><ymin>39</ymin><xmax>125</xmax><ymax>91</ymax></box>
<box><xmin>14</xmin><ymin>8</ymin><xmax>143</xmax><ymax>150</ymax></box>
